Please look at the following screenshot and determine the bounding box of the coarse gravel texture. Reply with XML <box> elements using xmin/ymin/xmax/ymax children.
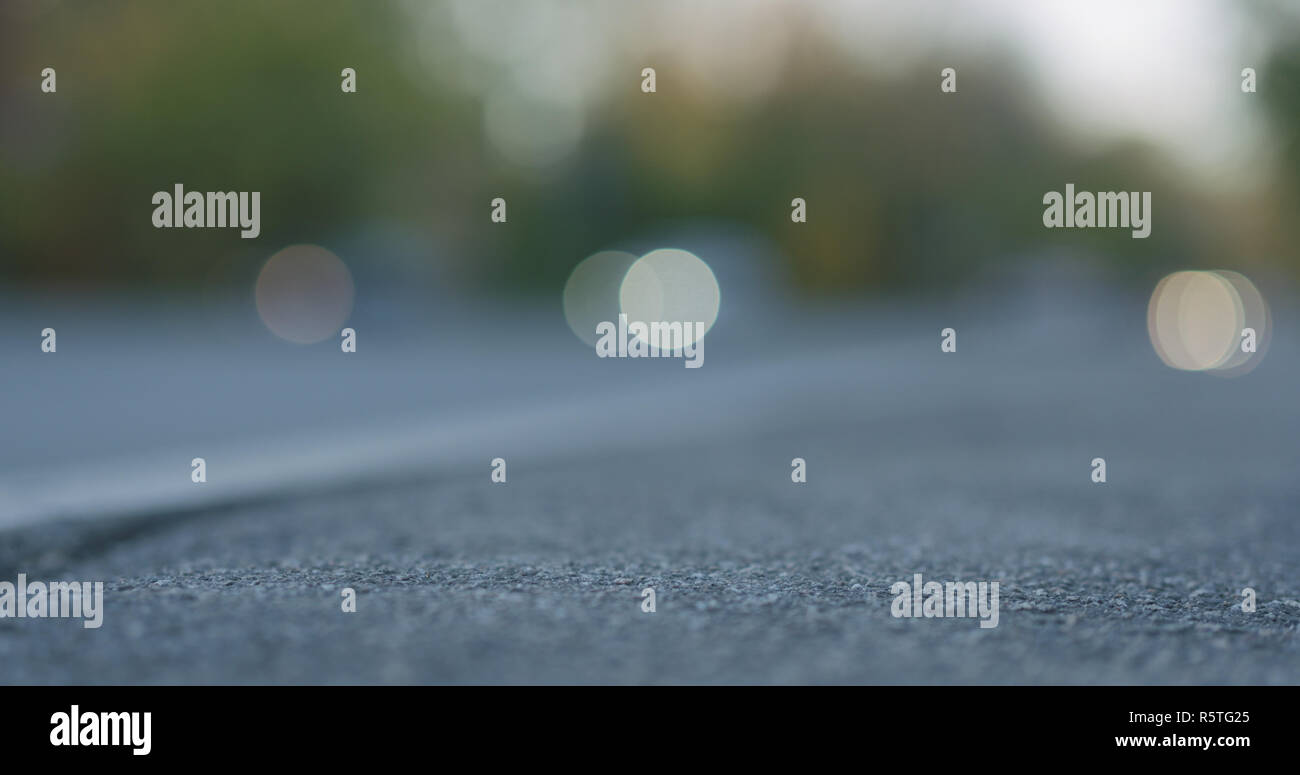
<box><xmin>3</xmin><ymin>414</ymin><xmax>1297</xmax><ymax>684</ymax></box>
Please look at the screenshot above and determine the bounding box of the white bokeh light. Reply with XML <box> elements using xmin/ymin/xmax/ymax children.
<box><xmin>1148</xmin><ymin>270</ymin><xmax>1267</xmax><ymax>375</ymax></box>
<box><xmin>619</xmin><ymin>248</ymin><xmax>721</xmax><ymax>347</ymax></box>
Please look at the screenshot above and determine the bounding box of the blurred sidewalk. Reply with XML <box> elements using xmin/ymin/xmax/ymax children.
<box><xmin>2</xmin><ymin>270</ymin><xmax>1297</xmax><ymax>533</ymax></box>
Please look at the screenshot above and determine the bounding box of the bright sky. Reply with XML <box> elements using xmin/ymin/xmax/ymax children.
<box><xmin>816</xmin><ymin>0</ymin><xmax>1277</xmax><ymax>183</ymax></box>
<box><xmin>412</xmin><ymin>0</ymin><xmax>1284</xmax><ymax>182</ymax></box>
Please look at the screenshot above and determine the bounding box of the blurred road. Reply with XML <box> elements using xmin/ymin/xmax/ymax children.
<box><xmin>1</xmin><ymin>267</ymin><xmax>1298</xmax><ymax>683</ymax></box>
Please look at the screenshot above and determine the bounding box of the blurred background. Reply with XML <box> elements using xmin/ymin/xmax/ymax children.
<box><xmin>1</xmin><ymin>0</ymin><xmax>1299</xmax><ymax>684</ymax></box>
<box><xmin>2</xmin><ymin>0</ymin><xmax>1298</xmax><ymax>298</ymax></box>
<box><xmin>2</xmin><ymin>0</ymin><xmax>1299</xmax><ymax>518</ymax></box>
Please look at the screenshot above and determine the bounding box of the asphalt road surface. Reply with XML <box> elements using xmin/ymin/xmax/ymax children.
<box><xmin>1</xmin><ymin>276</ymin><xmax>1298</xmax><ymax>684</ymax></box>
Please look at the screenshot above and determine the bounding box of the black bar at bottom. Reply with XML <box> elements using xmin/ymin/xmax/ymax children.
<box><xmin>0</xmin><ymin>685</ymin><xmax>1287</xmax><ymax>762</ymax></box>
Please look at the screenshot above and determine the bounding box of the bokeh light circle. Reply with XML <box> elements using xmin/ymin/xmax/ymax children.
<box><xmin>255</xmin><ymin>244</ymin><xmax>355</xmax><ymax>344</ymax></box>
<box><xmin>1147</xmin><ymin>270</ymin><xmax>1267</xmax><ymax>375</ymax></box>
<box><xmin>1207</xmin><ymin>270</ymin><xmax>1271</xmax><ymax>376</ymax></box>
<box><xmin>563</xmin><ymin>250</ymin><xmax>638</xmax><ymax>347</ymax></box>
<box><xmin>619</xmin><ymin>248</ymin><xmax>721</xmax><ymax>348</ymax></box>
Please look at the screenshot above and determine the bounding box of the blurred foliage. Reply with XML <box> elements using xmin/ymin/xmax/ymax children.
<box><xmin>0</xmin><ymin>0</ymin><xmax>1296</xmax><ymax>296</ymax></box>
